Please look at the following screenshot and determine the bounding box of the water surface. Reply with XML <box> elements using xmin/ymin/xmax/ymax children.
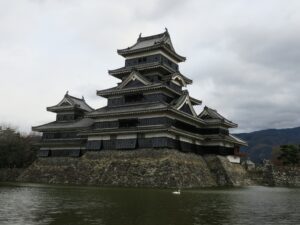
<box><xmin>0</xmin><ymin>183</ymin><xmax>299</xmax><ymax>225</ymax></box>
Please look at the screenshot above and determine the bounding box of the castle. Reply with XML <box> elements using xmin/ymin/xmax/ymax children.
<box><xmin>33</xmin><ymin>29</ymin><xmax>246</xmax><ymax>161</ymax></box>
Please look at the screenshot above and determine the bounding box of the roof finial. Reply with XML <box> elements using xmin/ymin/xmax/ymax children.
<box><xmin>82</xmin><ymin>95</ymin><xmax>85</xmax><ymax>101</ymax></box>
<box><xmin>165</xmin><ymin>27</ymin><xmax>168</xmax><ymax>32</ymax></box>
<box><xmin>65</xmin><ymin>91</ymin><xmax>69</xmax><ymax>96</ymax></box>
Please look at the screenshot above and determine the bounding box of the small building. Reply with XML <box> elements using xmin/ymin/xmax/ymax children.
<box><xmin>33</xmin><ymin>29</ymin><xmax>247</xmax><ymax>159</ymax></box>
<box><xmin>242</xmin><ymin>159</ymin><xmax>256</xmax><ymax>170</ymax></box>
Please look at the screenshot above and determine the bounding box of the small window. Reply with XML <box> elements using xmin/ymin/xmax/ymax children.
<box><xmin>57</xmin><ymin>114</ymin><xmax>74</xmax><ymax>121</ymax></box>
<box><xmin>124</xmin><ymin>93</ymin><xmax>144</xmax><ymax>103</ymax></box>
<box><xmin>138</xmin><ymin>57</ymin><xmax>147</xmax><ymax>63</ymax></box>
<box><xmin>119</xmin><ymin>119</ymin><xmax>139</xmax><ymax>128</ymax></box>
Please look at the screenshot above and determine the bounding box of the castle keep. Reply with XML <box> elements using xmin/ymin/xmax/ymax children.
<box><xmin>33</xmin><ymin>30</ymin><xmax>246</xmax><ymax>159</ymax></box>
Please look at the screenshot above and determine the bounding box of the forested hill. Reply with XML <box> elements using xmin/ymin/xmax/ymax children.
<box><xmin>235</xmin><ymin>127</ymin><xmax>300</xmax><ymax>164</ymax></box>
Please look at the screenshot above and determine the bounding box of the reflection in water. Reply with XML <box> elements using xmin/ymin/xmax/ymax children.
<box><xmin>0</xmin><ymin>183</ymin><xmax>299</xmax><ymax>225</ymax></box>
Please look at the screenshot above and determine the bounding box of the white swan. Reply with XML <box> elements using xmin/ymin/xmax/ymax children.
<box><xmin>172</xmin><ymin>189</ymin><xmax>181</xmax><ymax>195</ymax></box>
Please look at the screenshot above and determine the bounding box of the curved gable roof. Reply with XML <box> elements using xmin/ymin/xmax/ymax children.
<box><xmin>171</xmin><ymin>91</ymin><xmax>198</xmax><ymax>117</ymax></box>
<box><xmin>47</xmin><ymin>92</ymin><xmax>94</xmax><ymax>112</ymax></box>
<box><xmin>198</xmin><ymin>106</ymin><xmax>237</xmax><ymax>128</ymax></box>
<box><xmin>117</xmin><ymin>29</ymin><xmax>186</xmax><ymax>62</ymax></box>
<box><xmin>117</xmin><ymin>70</ymin><xmax>151</xmax><ymax>89</ymax></box>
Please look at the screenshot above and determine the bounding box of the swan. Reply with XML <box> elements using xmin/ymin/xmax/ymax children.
<box><xmin>172</xmin><ymin>189</ymin><xmax>181</xmax><ymax>195</ymax></box>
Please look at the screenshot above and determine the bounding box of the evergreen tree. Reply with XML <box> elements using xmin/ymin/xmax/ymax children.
<box><xmin>278</xmin><ymin>145</ymin><xmax>300</xmax><ymax>166</ymax></box>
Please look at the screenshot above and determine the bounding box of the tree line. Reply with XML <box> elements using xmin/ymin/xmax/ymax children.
<box><xmin>0</xmin><ymin>127</ymin><xmax>40</xmax><ymax>168</ymax></box>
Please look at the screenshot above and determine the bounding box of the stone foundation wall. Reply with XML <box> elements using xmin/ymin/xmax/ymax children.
<box><xmin>16</xmin><ymin>149</ymin><xmax>250</xmax><ymax>188</ymax></box>
<box><xmin>203</xmin><ymin>155</ymin><xmax>252</xmax><ymax>186</ymax></box>
<box><xmin>272</xmin><ymin>166</ymin><xmax>300</xmax><ymax>186</ymax></box>
<box><xmin>263</xmin><ymin>165</ymin><xmax>300</xmax><ymax>187</ymax></box>
<box><xmin>247</xmin><ymin>165</ymin><xmax>300</xmax><ymax>187</ymax></box>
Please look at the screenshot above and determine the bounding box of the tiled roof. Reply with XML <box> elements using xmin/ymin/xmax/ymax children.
<box><xmin>97</xmin><ymin>83</ymin><xmax>162</xmax><ymax>96</ymax></box>
<box><xmin>203</xmin><ymin>133</ymin><xmax>247</xmax><ymax>146</ymax></box>
<box><xmin>68</xmin><ymin>95</ymin><xmax>93</xmax><ymax>112</ymax></box>
<box><xmin>32</xmin><ymin>118</ymin><xmax>94</xmax><ymax>131</ymax></box>
<box><xmin>162</xmin><ymin>73</ymin><xmax>193</xmax><ymax>85</ymax></box>
<box><xmin>227</xmin><ymin>134</ymin><xmax>248</xmax><ymax>146</ymax></box>
<box><xmin>96</xmin><ymin>83</ymin><xmax>202</xmax><ymax>106</ymax></box>
<box><xmin>171</xmin><ymin>90</ymin><xmax>202</xmax><ymax>107</ymax></box>
<box><xmin>47</xmin><ymin>93</ymin><xmax>93</xmax><ymax>112</ymax></box>
<box><xmin>87</xmin><ymin>102</ymin><xmax>169</xmax><ymax>117</ymax></box>
<box><xmin>117</xmin><ymin>29</ymin><xmax>186</xmax><ymax>62</ymax></box>
<box><xmin>170</xmin><ymin>91</ymin><xmax>198</xmax><ymax>116</ymax></box>
<box><xmin>130</xmin><ymin>33</ymin><xmax>168</xmax><ymax>50</ymax></box>
<box><xmin>108</xmin><ymin>62</ymin><xmax>173</xmax><ymax>76</ymax></box>
<box><xmin>116</xmin><ymin>70</ymin><xmax>151</xmax><ymax>89</ymax></box>
<box><xmin>198</xmin><ymin>106</ymin><xmax>237</xmax><ymax>128</ymax></box>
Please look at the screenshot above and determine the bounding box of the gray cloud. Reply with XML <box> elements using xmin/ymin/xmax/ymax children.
<box><xmin>0</xmin><ymin>0</ymin><xmax>299</xmax><ymax>133</ymax></box>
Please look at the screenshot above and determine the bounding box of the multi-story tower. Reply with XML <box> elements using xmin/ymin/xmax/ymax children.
<box><xmin>33</xmin><ymin>30</ymin><xmax>246</xmax><ymax>160</ymax></box>
<box><xmin>83</xmin><ymin>29</ymin><xmax>246</xmax><ymax>155</ymax></box>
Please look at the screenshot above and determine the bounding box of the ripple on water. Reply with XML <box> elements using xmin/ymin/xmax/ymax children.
<box><xmin>0</xmin><ymin>183</ymin><xmax>299</xmax><ymax>225</ymax></box>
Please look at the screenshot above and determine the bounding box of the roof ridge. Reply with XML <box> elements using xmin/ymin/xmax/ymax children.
<box><xmin>117</xmin><ymin>30</ymin><xmax>186</xmax><ymax>62</ymax></box>
<box><xmin>108</xmin><ymin>101</ymin><xmax>167</xmax><ymax>109</ymax></box>
<box><xmin>66</xmin><ymin>94</ymin><xmax>85</xmax><ymax>102</ymax></box>
<box><xmin>138</xmin><ymin>31</ymin><xmax>167</xmax><ymax>42</ymax></box>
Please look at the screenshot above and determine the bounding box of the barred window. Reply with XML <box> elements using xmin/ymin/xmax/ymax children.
<box><xmin>119</xmin><ymin>118</ymin><xmax>138</xmax><ymax>128</ymax></box>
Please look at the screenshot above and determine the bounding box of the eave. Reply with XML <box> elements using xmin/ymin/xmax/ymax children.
<box><xmin>117</xmin><ymin>44</ymin><xmax>186</xmax><ymax>62</ymax></box>
<box><xmin>96</xmin><ymin>83</ymin><xmax>202</xmax><ymax>105</ymax></box>
<box><xmin>79</xmin><ymin>126</ymin><xmax>169</xmax><ymax>137</ymax></box>
<box><xmin>32</xmin><ymin>118</ymin><xmax>94</xmax><ymax>132</ymax></box>
<box><xmin>86</xmin><ymin>104</ymin><xmax>169</xmax><ymax>118</ymax></box>
<box><xmin>168</xmin><ymin>127</ymin><xmax>205</xmax><ymax>141</ymax></box>
<box><xmin>204</xmin><ymin>119</ymin><xmax>238</xmax><ymax>128</ymax></box>
<box><xmin>86</xmin><ymin>105</ymin><xmax>206</xmax><ymax>127</ymax></box>
<box><xmin>202</xmin><ymin>134</ymin><xmax>248</xmax><ymax>147</ymax></box>
<box><xmin>108</xmin><ymin>62</ymin><xmax>176</xmax><ymax>78</ymax></box>
<box><xmin>169</xmin><ymin>107</ymin><xmax>206</xmax><ymax>125</ymax></box>
<box><xmin>37</xmin><ymin>140</ymin><xmax>86</xmax><ymax>147</ymax></box>
<box><xmin>32</xmin><ymin>125</ymin><xmax>88</xmax><ymax>132</ymax></box>
<box><xmin>46</xmin><ymin>105</ymin><xmax>77</xmax><ymax>113</ymax></box>
<box><xmin>97</xmin><ymin>83</ymin><xmax>163</xmax><ymax>97</ymax></box>
<box><xmin>227</xmin><ymin>134</ymin><xmax>248</xmax><ymax>146</ymax></box>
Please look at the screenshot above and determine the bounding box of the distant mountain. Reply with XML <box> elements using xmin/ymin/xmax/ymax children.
<box><xmin>235</xmin><ymin>127</ymin><xmax>300</xmax><ymax>164</ymax></box>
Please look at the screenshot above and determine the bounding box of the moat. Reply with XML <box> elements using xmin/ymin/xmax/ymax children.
<box><xmin>0</xmin><ymin>183</ymin><xmax>299</xmax><ymax>225</ymax></box>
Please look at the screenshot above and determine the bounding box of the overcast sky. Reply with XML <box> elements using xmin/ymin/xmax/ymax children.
<box><xmin>0</xmin><ymin>0</ymin><xmax>299</xmax><ymax>133</ymax></box>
